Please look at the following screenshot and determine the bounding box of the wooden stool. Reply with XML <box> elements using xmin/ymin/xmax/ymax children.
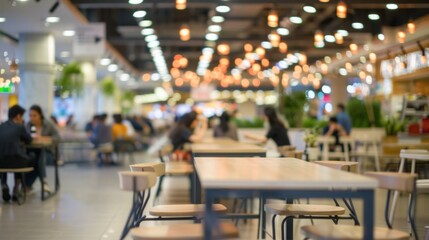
<box><xmin>301</xmin><ymin>172</ymin><xmax>418</xmax><ymax>240</ymax></box>
<box><xmin>0</xmin><ymin>167</ymin><xmax>33</xmax><ymax>205</ymax></box>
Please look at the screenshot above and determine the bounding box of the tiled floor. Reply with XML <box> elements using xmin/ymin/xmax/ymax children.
<box><xmin>0</xmin><ymin>152</ymin><xmax>428</xmax><ymax>240</ymax></box>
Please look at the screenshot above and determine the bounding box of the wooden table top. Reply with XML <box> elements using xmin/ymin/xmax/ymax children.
<box><xmin>191</xmin><ymin>142</ymin><xmax>266</xmax><ymax>154</ymax></box>
<box><xmin>199</xmin><ymin>138</ymin><xmax>237</xmax><ymax>144</ymax></box>
<box><xmin>29</xmin><ymin>137</ymin><xmax>53</xmax><ymax>148</ymax></box>
<box><xmin>195</xmin><ymin>157</ymin><xmax>378</xmax><ymax>190</ymax></box>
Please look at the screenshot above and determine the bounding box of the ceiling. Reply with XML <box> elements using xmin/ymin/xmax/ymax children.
<box><xmin>70</xmin><ymin>0</ymin><xmax>429</xmax><ymax>74</ymax></box>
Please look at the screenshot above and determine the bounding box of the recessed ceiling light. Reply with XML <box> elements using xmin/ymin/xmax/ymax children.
<box><xmin>211</xmin><ymin>16</ymin><xmax>225</xmax><ymax>23</ymax></box>
<box><xmin>133</xmin><ymin>10</ymin><xmax>146</xmax><ymax>18</ymax></box>
<box><xmin>337</xmin><ymin>29</ymin><xmax>349</xmax><ymax>36</ymax></box>
<box><xmin>148</xmin><ymin>41</ymin><xmax>160</xmax><ymax>48</ymax></box>
<box><xmin>145</xmin><ymin>34</ymin><xmax>157</xmax><ymax>42</ymax></box>
<box><xmin>368</xmin><ymin>13</ymin><xmax>380</xmax><ymax>20</ymax></box>
<box><xmin>208</xmin><ymin>25</ymin><xmax>222</xmax><ymax>33</ymax></box>
<box><xmin>139</xmin><ymin>20</ymin><xmax>152</xmax><ymax>27</ymax></box>
<box><xmin>108</xmin><ymin>64</ymin><xmax>119</xmax><ymax>72</ymax></box>
<box><xmin>277</xmin><ymin>28</ymin><xmax>290</xmax><ymax>36</ymax></box>
<box><xmin>261</xmin><ymin>41</ymin><xmax>272</xmax><ymax>49</ymax></box>
<box><xmin>303</xmin><ymin>5</ymin><xmax>317</xmax><ymax>14</ymax></box>
<box><xmin>205</xmin><ymin>33</ymin><xmax>219</xmax><ymax>41</ymax></box>
<box><xmin>386</xmin><ymin>3</ymin><xmax>398</xmax><ymax>10</ymax></box>
<box><xmin>62</xmin><ymin>30</ymin><xmax>75</xmax><ymax>37</ymax></box>
<box><xmin>289</xmin><ymin>16</ymin><xmax>303</xmax><ymax>24</ymax></box>
<box><xmin>378</xmin><ymin>33</ymin><xmax>385</xmax><ymax>41</ymax></box>
<box><xmin>100</xmin><ymin>58</ymin><xmax>111</xmax><ymax>66</ymax></box>
<box><xmin>324</xmin><ymin>35</ymin><xmax>336</xmax><ymax>43</ymax></box>
<box><xmin>141</xmin><ymin>28</ymin><xmax>154</xmax><ymax>35</ymax></box>
<box><xmin>120</xmin><ymin>73</ymin><xmax>130</xmax><ymax>81</ymax></box>
<box><xmin>352</xmin><ymin>22</ymin><xmax>364</xmax><ymax>29</ymax></box>
<box><xmin>129</xmin><ymin>0</ymin><xmax>143</xmax><ymax>4</ymax></box>
<box><xmin>45</xmin><ymin>17</ymin><xmax>60</xmax><ymax>23</ymax></box>
<box><xmin>0</xmin><ymin>18</ymin><xmax>6</xmax><ymax>23</ymax></box>
<box><xmin>216</xmin><ymin>5</ymin><xmax>230</xmax><ymax>13</ymax></box>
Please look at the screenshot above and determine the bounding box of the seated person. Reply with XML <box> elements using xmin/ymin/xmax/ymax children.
<box><xmin>323</xmin><ymin>116</ymin><xmax>347</xmax><ymax>151</ymax></box>
<box><xmin>90</xmin><ymin>113</ymin><xmax>114</xmax><ymax>165</ymax></box>
<box><xmin>0</xmin><ymin>105</ymin><xmax>34</xmax><ymax>202</ymax></box>
<box><xmin>26</xmin><ymin>105</ymin><xmax>61</xmax><ymax>193</ymax></box>
<box><xmin>85</xmin><ymin>115</ymin><xmax>99</xmax><ymax>138</ymax></box>
<box><xmin>213</xmin><ymin>112</ymin><xmax>238</xmax><ymax>141</ymax></box>
<box><xmin>112</xmin><ymin>114</ymin><xmax>129</xmax><ymax>141</ymax></box>
<box><xmin>168</xmin><ymin>111</ymin><xmax>207</xmax><ymax>160</ymax></box>
<box><xmin>112</xmin><ymin>114</ymin><xmax>135</xmax><ymax>153</ymax></box>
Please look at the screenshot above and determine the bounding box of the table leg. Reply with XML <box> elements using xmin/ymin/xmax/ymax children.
<box><xmin>286</xmin><ymin>198</ymin><xmax>293</xmax><ymax>240</ymax></box>
<box><xmin>389</xmin><ymin>158</ymin><xmax>405</xmax><ymax>223</ymax></box>
<box><xmin>54</xmin><ymin>146</ymin><xmax>60</xmax><ymax>191</ymax></box>
<box><xmin>193</xmin><ymin>170</ymin><xmax>201</xmax><ymax>204</ymax></box>
<box><xmin>204</xmin><ymin>190</ymin><xmax>217</xmax><ymax>240</ymax></box>
<box><xmin>259</xmin><ymin>196</ymin><xmax>266</xmax><ymax>239</ymax></box>
<box><xmin>362</xmin><ymin>189</ymin><xmax>374</xmax><ymax>240</ymax></box>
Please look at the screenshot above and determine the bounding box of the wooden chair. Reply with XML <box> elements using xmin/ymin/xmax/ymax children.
<box><xmin>0</xmin><ymin>167</ymin><xmax>34</xmax><ymax>205</ymax></box>
<box><xmin>119</xmin><ymin>168</ymin><xmax>236</xmax><ymax>240</ymax></box>
<box><xmin>301</xmin><ymin>172</ymin><xmax>418</xmax><ymax>240</ymax></box>
<box><xmin>155</xmin><ymin>144</ymin><xmax>194</xmax><ymax>200</ymax></box>
<box><xmin>265</xmin><ymin>161</ymin><xmax>360</xmax><ymax>239</ymax></box>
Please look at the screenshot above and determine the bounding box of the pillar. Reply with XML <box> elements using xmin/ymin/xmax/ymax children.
<box><xmin>97</xmin><ymin>83</ymin><xmax>121</xmax><ymax>116</ymax></box>
<box><xmin>73</xmin><ymin>61</ymin><xmax>98</xmax><ymax>129</ymax></box>
<box><xmin>18</xmin><ymin>33</ymin><xmax>55</xmax><ymax>116</ymax></box>
<box><xmin>330</xmin><ymin>75</ymin><xmax>348</xmax><ymax>111</ymax></box>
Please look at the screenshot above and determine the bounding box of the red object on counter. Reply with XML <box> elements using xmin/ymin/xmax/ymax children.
<box><xmin>408</xmin><ymin>123</ymin><xmax>421</xmax><ymax>135</ymax></box>
<box><xmin>422</xmin><ymin>117</ymin><xmax>429</xmax><ymax>133</ymax></box>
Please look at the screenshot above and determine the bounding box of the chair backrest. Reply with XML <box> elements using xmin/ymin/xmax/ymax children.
<box><xmin>399</xmin><ymin>149</ymin><xmax>429</xmax><ymax>160</ymax></box>
<box><xmin>314</xmin><ymin>160</ymin><xmax>358</xmax><ymax>173</ymax></box>
<box><xmin>365</xmin><ymin>172</ymin><xmax>417</xmax><ymax>193</ymax></box>
<box><xmin>158</xmin><ymin>143</ymin><xmax>174</xmax><ymax>163</ymax></box>
<box><xmin>129</xmin><ymin>162</ymin><xmax>166</xmax><ymax>177</ymax></box>
<box><xmin>118</xmin><ymin>171</ymin><xmax>157</xmax><ymax>191</ymax></box>
<box><xmin>277</xmin><ymin>146</ymin><xmax>296</xmax><ymax>157</ymax></box>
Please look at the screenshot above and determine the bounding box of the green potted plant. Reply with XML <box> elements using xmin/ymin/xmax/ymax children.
<box><xmin>283</xmin><ymin>91</ymin><xmax>307</xmax><ymax>128</ymax></box>
<box><xmin>55</xmin><ymin>62</ymin><xmax>83</xmax><ymax>97</ymax></box>
<box><xmin>99</xmin><ymin>76</ymin><xmax>117</xmax><ymax>97</ymax></box>
<box><xmin>303</xmin><ymin>127</ymin><xmax>320</xmax><ymax>161</ymax></box>
<box><xmin>383</xmin><ymin>117</ymin><xmax>406</xmax><ymax>142</ymax></box>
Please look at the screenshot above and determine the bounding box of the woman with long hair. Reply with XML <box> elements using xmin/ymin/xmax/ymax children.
<box><xmin>213</xmin><ymin>111</ymin><xmax>238</xmax><ymax>140</ymax></box>
<box><xmin>169</xmin><ymin>111</ymin><xmax>207</xmax><ymax>151</ymax></box>
<box><xmin>245</xmin><ymin>106</ymin><xmax>291</xmax><ymax>154</ymax></box>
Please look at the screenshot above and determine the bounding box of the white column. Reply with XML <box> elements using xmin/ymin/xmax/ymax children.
<box><xmin>330</xmin><ymin>76</ymin><xmax>348</xmax><ymax>110</ymax></box>
<box><xmin>97</xmin><ymin>85</ymin><xmax>121</xmax><ymax>115</ymax></box>
<box><xmin>73</xmin><ymin>61</ymin><xmax>97</xmax><ymax>129</ymax></box>
<box><xmin>18</xmin><ymin>33</ymin><xmax>55</xmax><ymax>116</ymax></box>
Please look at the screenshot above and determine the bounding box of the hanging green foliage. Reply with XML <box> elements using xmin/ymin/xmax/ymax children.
<box><xmin>99</xmin><ymin>76</ymin><xmax>117</xmax><ymax>97</ymax></box>
<box><xmin>121</xmin><ymin>90</ymin><xmax>136</xmax><ymax>114</ymax></box>
<box><xmin>55</xmin><ymin>62</ymin><xmax>83</xmax><ymax>97</ymax></box>
<box><xmin>283</xmin><ymin>91</ymin><xmax>307</xmax><ymax>128</ymax></box>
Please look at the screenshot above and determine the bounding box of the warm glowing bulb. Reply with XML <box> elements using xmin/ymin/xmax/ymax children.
<box><xmin>256</xmin><ymin>47</ymin><xmax>266</xmax><ymax>57</ymax></box>
<box><xmin>279</xmin><ymin>42</ymin><xmax>288</xmax><ymax>53</ymax></box>
<box><xmin>244</xmin><ymin>43</ymin><xmax>253</xmax><ymax>52</ymax></box>
<box><xmin>407</xmin><ymin>20</ymin><xmax>416</xmax><ymax>34</ymax></box>
<box><xmin>268</xmin><ymin>31</ymin><xmax>281</xmax><ymax>47</ymax></box>
<box><xmin>179</xmin><ymin>25</ymin><xmax>190</xmax><ymax>41</ymax></box>
<box><xmin>336</xmin><ymin>1</ymin><xmax>347</xmax><ymax>18</ymax></box>
<box><xmin>349</xmin><ymin>43</ymin><xmax>358</xmax><ymax>53</ymax></box>
<box><xmin>334</xmin><ymin>32</ymin><xmax>344</xmax><ymax>44</ymax></box>
<box><xmin>397</xmin><ymin>30</ymin><xmax>406</xmax><ymax>43</ymax></box>
<box><xmin>267</xmin><ymin>10</ymin><xmax>278</xmax><ymax>28</ymax></box>
<box><xmin>299</xmin><ymin>53</ymin><xmax>307</xmax><ymax>65</ymax></box>
<box><xmin>176</xmin><ymin>0</ymin><xmax>186</xmax><ymax>10</ymax></box>
<box><xmin>369</xmin><ymin>52</ymin><xmax>377</xmax><ymax>63</ymax></box>
<box><xmin>217</xmin><ymin>43</ymin><xmax>230</xmax><ymax>55</ymax></box>
<box><xmin>314</xmin><ymin>30</ymin><xmax>324</xmax><ymax>42</ymax></box>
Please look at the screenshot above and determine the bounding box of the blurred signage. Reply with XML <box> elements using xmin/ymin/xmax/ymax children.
<box><xmin>73</xmin><ymin>23</ymin><xmax>106</xmax><ymax>58</ymax></box>
<box><xmin>191</xmin><ymin>84</ymin><xmax>215</xmax><ymax>101</ymax></box>
<box><xmin>381</xmin><ymin>48</ymin><xmax>429</xmax><ymax>79</ymax></box>
<box><xmin>0</xmin><ymin>85</ymin><xmax>14</xmax><ymax>94</ymax></box>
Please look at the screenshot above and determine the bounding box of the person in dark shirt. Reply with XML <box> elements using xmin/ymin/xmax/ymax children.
<box><xmin>168</xmin><ymin>111</ymin><xmax>207</xmax><ymax>151</ymax></box>
<box><xmin>0</xmin><ymin>105</ymin><xmax>34</xmax><ymax>202</ymax></box>
<box><xmin>85</xmin><ymin>115</ymin><xmax>99</xmax><ymax>138</ymax></box>
<box><xmin>244</xmin><ymin>106</ymin><xmax>291</xmax><ymax>155</ymax></box>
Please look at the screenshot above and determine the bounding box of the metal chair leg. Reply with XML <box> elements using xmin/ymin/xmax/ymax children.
<box><xmin>272</xmin><ymin>214</ymin><xmax>277</xmax><ymax>240</ymax></box>
<box><xmin>155</xmin><ymin>175</ymin><xmax>165</xmax><ymax>199</ymax></box>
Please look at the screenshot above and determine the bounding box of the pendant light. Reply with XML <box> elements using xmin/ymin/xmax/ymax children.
<box><xmin>334</xmin><ymin>32</ymin><xmax>344</xmax><ymax>44</ymax></box>
<box><xmin>417</xmin><ymin>41</ymin><xmax>427</xmax><ymax>65</ymax></box>
<box><xmin>217</xmin><ymin>43</ymin><xmax>230</xmax><ymax>55</ymax></box>
<box><xmin>336</xmin><ymin>1</ymin><xmax>347</xmax><ymax>19</ymax></box>
<box><xmin>314</xmin><ymin>30</ymin><xmax>324</xmax><ymax>43</ymax></box>
<box><xmin>369</xmin><ymin>52</ymin><xmax>377</xmax><ymax>63</ymax></box>
<box><xmin>349</xmin><ymin>43</ymin><xmax>358</xmax><ymax>53</ymax></box>
<box><xmin>267</xmin><ymin>10</ymin><xmax>278</xmax><ymax>28</ymax></box>
<box><xmin>179</xmin><ymin>24</ymin><xmax>190</xmax><ymax>41</ymax></box>
<box><xmin>269</xmin><ymin>30</ymin><xmax>281</xmax><ymax>47</ymax></box>
<box><xmin>279</xmin><ymin>42</ymin><xmax>288</xmax><ymax>53</ymax></box>
<box><xmin>407</xmin><ymin>19</ymin><xmax>416</xmax><ymax>34</ymax></box>
<box><xmin>396</xmin><ymin>30</ymin><xmax>406</xmax><ymax>43</ymax></box>
<box><xmin>176</xmin><ymin>0</ymin><xmax>186</xmax><ymax>10</ymax></box>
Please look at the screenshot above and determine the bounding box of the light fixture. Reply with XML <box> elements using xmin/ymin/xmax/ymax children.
<box><xmin>417</xmin><ymin>41</ymin><xmax>427</xmax><ymax>64</ymax></box>
<box><xmin>299</xmin><ymin>53</ymin><xmax>307</xmax><ymax>65</ymax></box>
<box><xmin>303</xmin><ymin>5</ymin><xmax>317</xmax><ymax>14</ymax></box>
<box><xmin>108</xmin><ymin>64</ymin><xmax>118</xmax><ymax>72</ymax></box>
<box><xmin>217</xmin><ymin>43</ymin><xmax>230</xmax><ymax>55</ymax></box>
<box><xmin>269</xmin><ymin>30</ymin><xmax>281</xmax><ymax>47</ymax></box>
<box><xmin>145</xmin><ymin>34</ymin><xmax>157</xmax><ymax>42</ymax></box>
<box><xmin>211</xmin><ymin>16</ymin><xmax>224</xmax><ymax>23</ymax></box>
<box><xmin>289</xmin><ymin>16</ymin><xmax>303</xmax><ymax>24</ymax></box>
<box><xmin>267</xmin><ymin>10</ymin><xmax>278</xmax><ymax>28</ymax></box>
<box><xmin>216</xmin><ymin>5</ymin><xmax>231</xmax><ymax>13</ymax></box>
<box><xmin>369</xmin><ymin>52</ymin><xmax>377</xmax><ymax>63</ymax></box>
<box><xmin>100</xmin><ymin>58</ymin><xmax>111</xmax><ymax>66</ymax></box>
<box><xmin>176</xmin><ymin>0</ymin><xmax>186</xmax><ymax>10</ymax></box>
<box><xmin>179</xmin><ymin>24</ymin><xmax>190</xmax><ymax>41</ymax></box>
<box><xmin>148</xmin><ymin>41</ymin><xmax>160</xmax><ymax>48</ymax></box>
<box><xmin>336</xmin><ymin>1</ymin><xmax>347</xmax><ymax>19</ymax></box>
<box><xmin>386</xmin><ymin>3</ymin><xmax>398</xmax><ymax>10</ymax></box>
<box><xmin>0</xmin><ymin>18</ymin><xmax>5</xmax><ymax>23</ymax></box>
<box><xmin>129</xmin><ymin>0</ymin><xmax>143</xmax><ymax>4</ymax></box>
<box><xmin>314</xmin><ymin>30</ymin><xmax>324</xmax><ymax>43</ymax></box>
<box><xmin>45</xmin><ymin>16</ymin><xmax>60</xmax><ymax>23</ymax></box>
<box><xmin>396</xmin><ymin>30</ymin><xmax>406</xmax><ymax>43</ymax></box>
<box><xmin>279</xmin><ymin>42</ymin><xmax>288</xmax><ymax>53</ymax></box>
<box><xmin>141</xmin><ymin>28</ymin><xmax>154</xmax><ymax>35</ymax></box>
<box><xmin>276</xmin><ymin>28</ymin><xmax>289</xmax><ymax>36</ymax></box>
<box><xmin>244</xmin><ymin>43</ymin><xmax>253</xmax><ymax>52</ymax></box>
<box><xmin>337</xmin><ymin>29</ymin><xmax>349</xmax><ymax>36</ymax></box>
<box><xmin>319</xmin><ymin>0</ymin><xmax>329</xmax><ymax>2</ymax></box>
<box><xmin>407</xmin><ymin>19</ymin><xmax>416</xmax><ymax>34</ymax></box>
<box><xmin>205</xmin><ymin>33</ymin><xmax>219</xmax><ymax>41</ymax></box>
<box><xmin>133</xmin><ymin>10</ymin><xmax>147</xmax><ymax>18</ymax></box>
<box><xmin>378</xmin><ymin>33</ymin><xmax>385</xmax><ymax>41</ymax></box>
<box><xmin>349</xmin><ymin>43</ymin><xmax>358</xmax><ymax>53</ymax></box>
<box><xmin>261</xmin><ymin>41</ymin><xmax>273</xmax><ymax>49</ymax></box>
<box><xmin>352</xmin><ymin>22</ymin><xmax>364</xmax><ymax>29</ymax></box>
<box><xmin>62</xmin><ymin>30</ymin><xmax>75</xmax><ymax>37</ymax></box>
<box><xmin>324</xmin><ymin>35</ymin><xmax>335</xmax><ymax>43</ymax></box>
<box><xmin>208</xmin><ymin>25</ymin><xmax>222</xmax><ymax>33</ymax></box>
<box><xmin>368</xmin><ymin>13</ymin><xmax>380</xmax><ymax>20</ymax></box>
<box><xmin>255</xmin><ymin>47</ymin><xmax>265</xmax><ymax>57</ymax></box>
<box><xmin>334</xmin><ymin>32</ymin><xmax>344</xmax><ymax>44</ymax></box>
<box><xmin>139</xmin><ymin>20</ymin><xmax>152</xmax><ymax>27</ymax></box>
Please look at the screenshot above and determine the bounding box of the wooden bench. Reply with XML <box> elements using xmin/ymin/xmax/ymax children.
<box><xmin>0</xmin><ymin>167</ymin><xmax>34</xmax><ymax>205</ymax></box>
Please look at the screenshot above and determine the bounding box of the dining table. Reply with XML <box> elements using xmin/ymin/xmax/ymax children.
<box><xmin>194</xmin><ymin>157</ymin><xmax>378</xmax><ymax>240</ymax></box>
